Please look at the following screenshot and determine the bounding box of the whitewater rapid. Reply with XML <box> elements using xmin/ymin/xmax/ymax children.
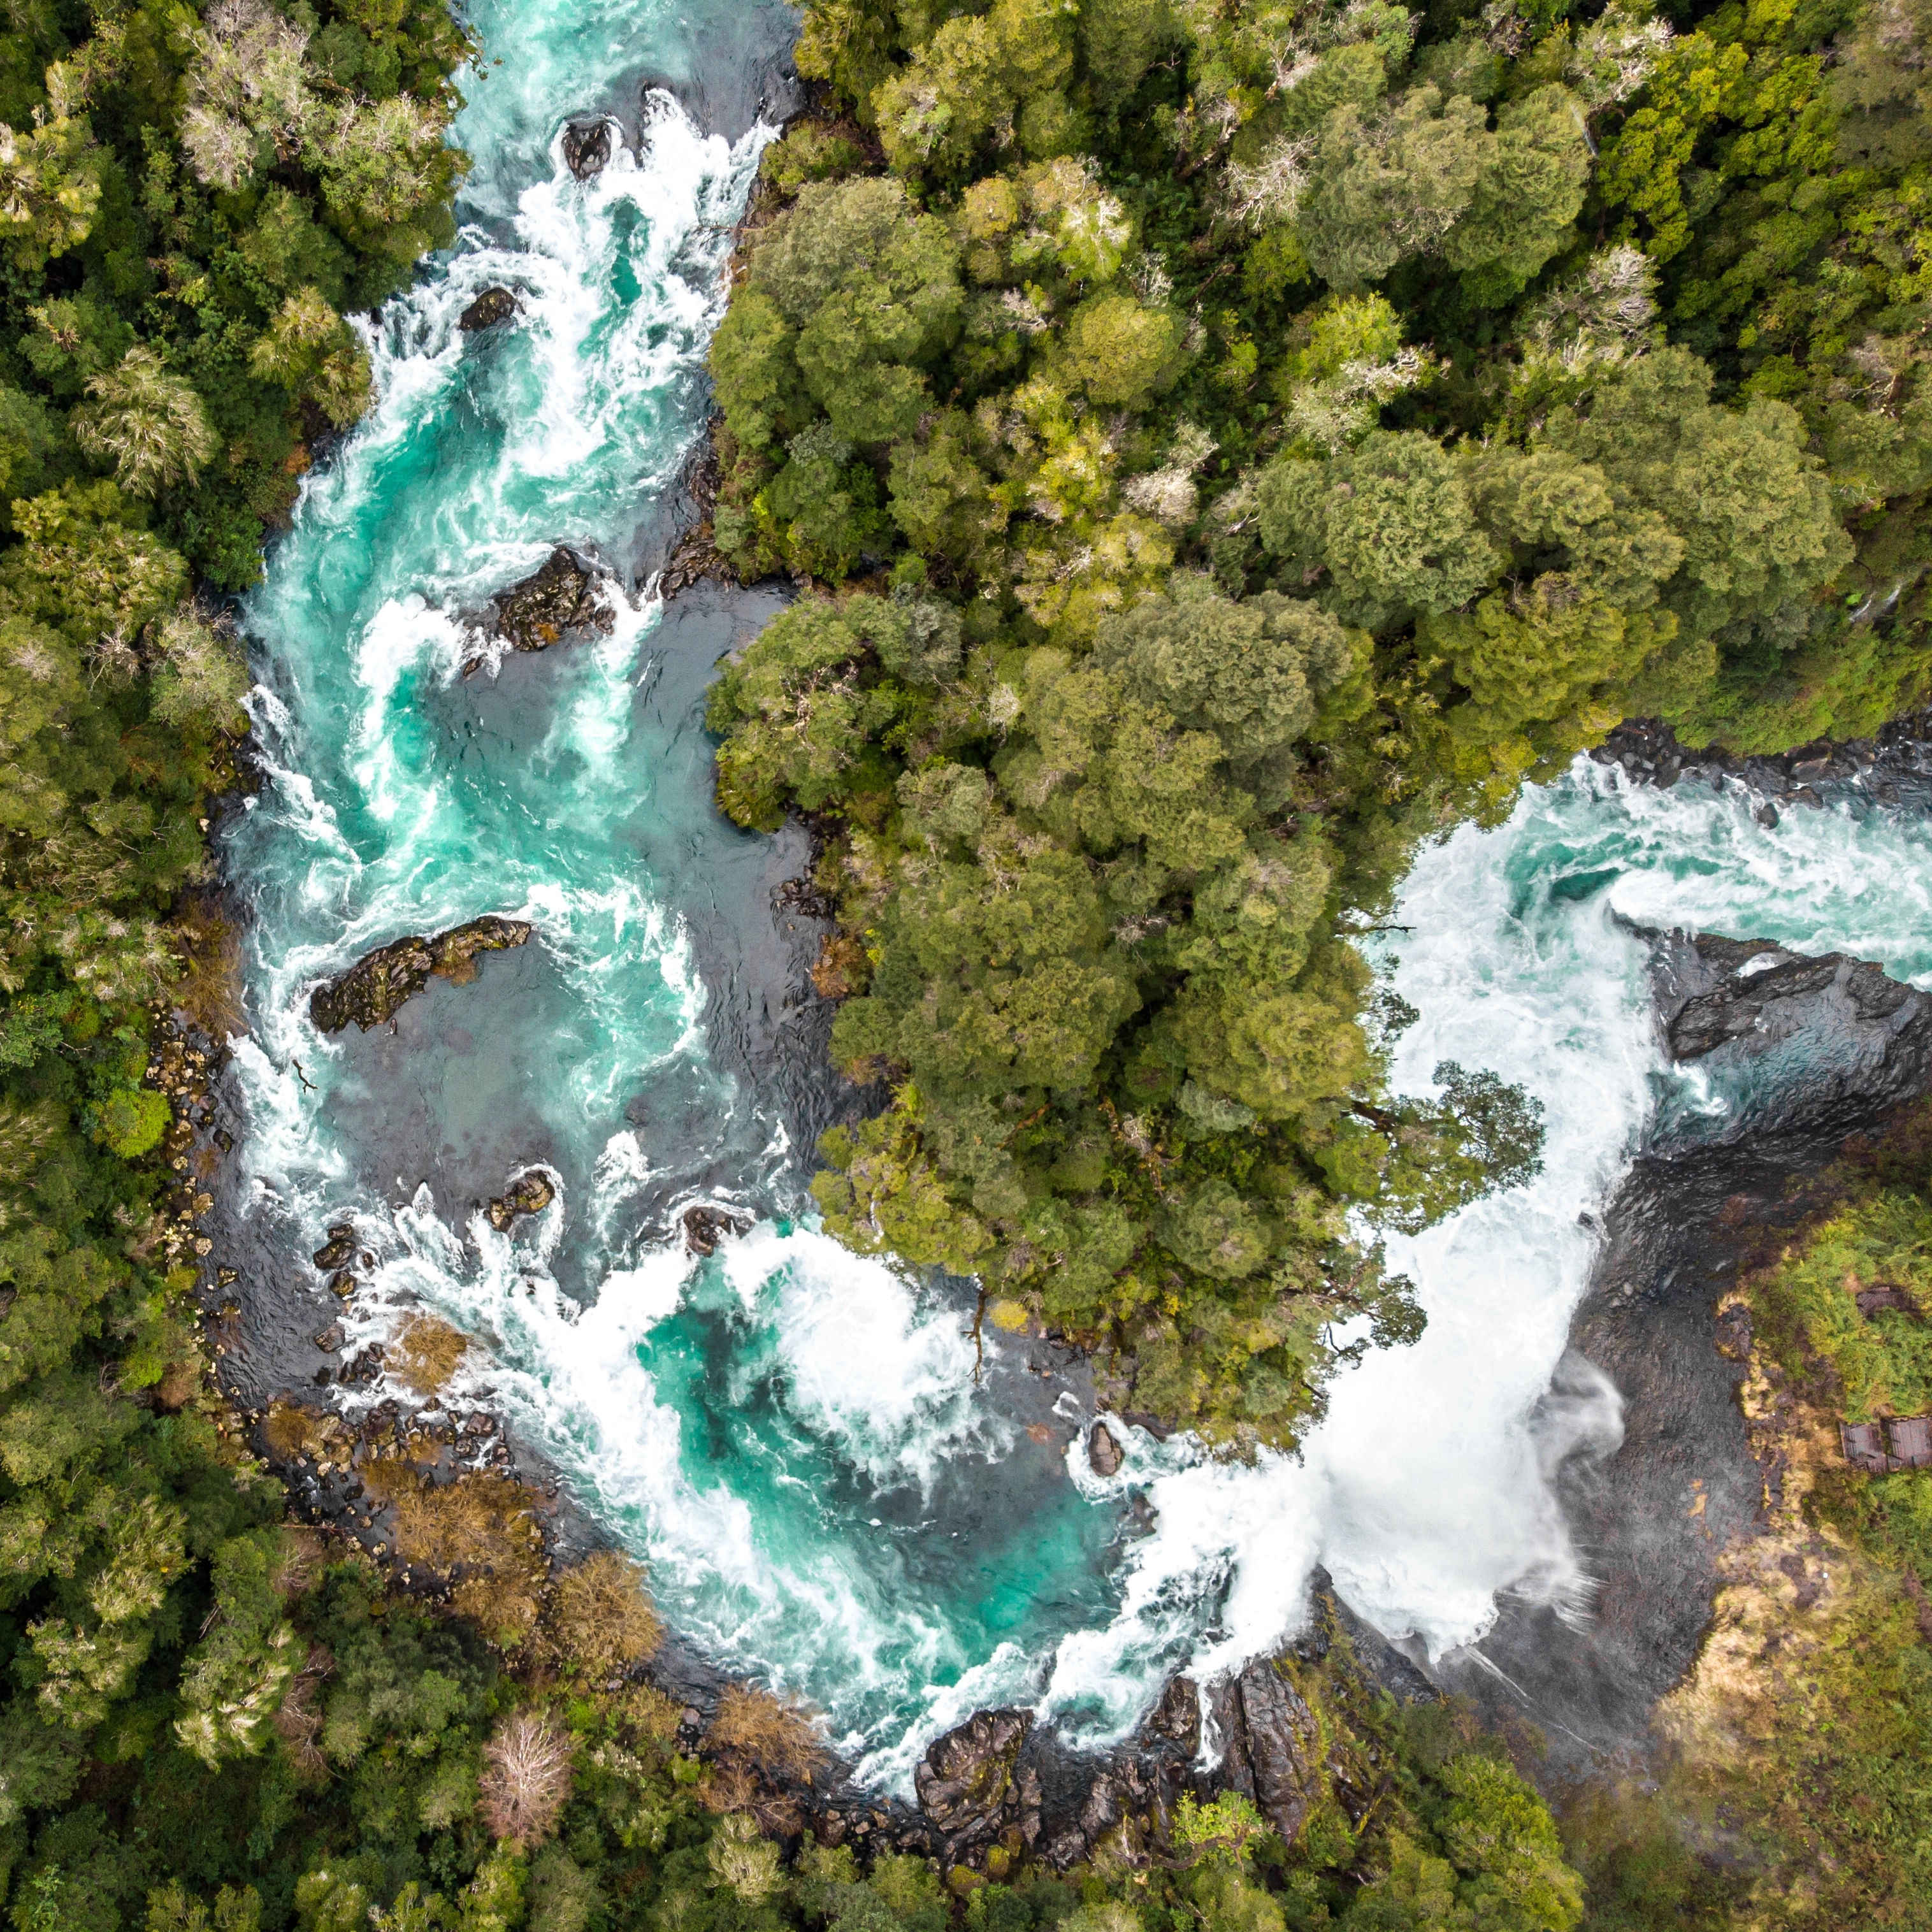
<box><xmin>222</xmin><ymin>0</ymin><xmax>1932</xmax><ymax>1793</ymax></box>
<box><xmin>1058</xmin><ymin>757</ymin><xmax>1932</xmax><ymax>1717</ymax></box>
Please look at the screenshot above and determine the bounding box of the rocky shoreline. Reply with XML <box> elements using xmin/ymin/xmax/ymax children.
<box><xmin>1437</xmin><ymin>921</ymin><xmax>1932</xmax><ymax>1770</ymax></box>
<box><xmin>1592</xmin><ymin>711</ymin><xmax>1932</xmax><ymax>811</ymax></box>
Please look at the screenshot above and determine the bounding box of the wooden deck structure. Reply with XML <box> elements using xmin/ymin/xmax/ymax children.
<box><xmin>1840</xmin><ymin>1415</ymin><xmax>1932</xmax><ymax>1471</ymax></box>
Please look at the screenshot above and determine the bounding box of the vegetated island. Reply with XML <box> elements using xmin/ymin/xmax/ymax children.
<box><xmin>698</xmin><ymin>0</ymin><xmax>1929</xmax><ymax>1459</ymax></box>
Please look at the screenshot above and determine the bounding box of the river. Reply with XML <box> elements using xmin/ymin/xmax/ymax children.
<box><xmin>220</xmin><ymin>0</ymin><xmax>1932</xmax><ymax>1792</ymax></box>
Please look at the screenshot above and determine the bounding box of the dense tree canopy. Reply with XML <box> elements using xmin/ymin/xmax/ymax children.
<box><xmin>704</xmin><ymin>0</ymin><xmax>1932</xmax><ymax>1454</ymax></box>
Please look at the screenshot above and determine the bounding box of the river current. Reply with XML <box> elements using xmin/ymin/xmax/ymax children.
<box><xmin>222</xmin><ymin>0</ymin><xmax>1932</xmax><ymax>1791</ymax></box>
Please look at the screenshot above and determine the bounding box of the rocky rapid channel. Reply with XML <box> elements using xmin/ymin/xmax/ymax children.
<box><xmin>187</xmin><ymin>0</ymin><xmax>1932</xmax><ymax>1855</ymax></box>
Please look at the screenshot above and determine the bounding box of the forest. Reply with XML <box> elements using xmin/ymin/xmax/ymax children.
<box><xmin>703</xmin><ymin>0</ymin><xmax>1932</xmax><ymax>1450</ymax></box>
<box><xmin>0</xmin><ymin>0</ymin><xmax>1924</xmax><ymax>1922</ymax></box>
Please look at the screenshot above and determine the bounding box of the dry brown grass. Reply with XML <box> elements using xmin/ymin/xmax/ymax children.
<box><xmin>706</xmin><ymin>1683</ymin><xmax>826</xmax><ymax>1780</ymax></box>
<box><xmin>542</xmin><ymin>1550</ymin><xmax>664</xmax><ymax>1677</ymax></box>
<box><xmin>453</xmin><ymin>1567</ymin><xmax>545</xmax><ymax>1650</ymax></box>
<box><xmin>262</xmin><ymin>1400</ymin><xmax>328</xmax><ymax>1461</ymax></box>
<box><xmin>153</xmin><ymin>1356</ymin><xmax>203</xmax><ymax>1411</ymax></box>
<box><xmin>270</xmin><ymin>1527</ymin><xmax>326</xmax><ymax>1599</ymax></box>
<box><xmin>608</xmin><ymin>1683</ymin><xmax>682</xmax><ymax>1747</ymax></box>
<box><xmin>389</xmin><ymin>1313</ymin><xmax>470</xmax><ymax>1395</ymax></box>
<box><xmin>479</xmin><ymin>1710</ymin><xmax>573</xmax><ymax>1849</ymax></box>
<box><xmin>392</xmin><ymin>1472</ymin><xmax>537</xmax><ymax>1571</ymax></box>
<box><xmin>697</xmin><ymin>1758</ymin><xmax>758</xmax><ymax>1815</ymax></box>
<box><xmin>392</xmin><ymin>1471</ymin><xmax>549</xmax><ymax>1650</ymax></box>
<box><xmin>171</xmin><ymin>896</ymin><xmax>246</xmax><ymax>1039</ymax></box>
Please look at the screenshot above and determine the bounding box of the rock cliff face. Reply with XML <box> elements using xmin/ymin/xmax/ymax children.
<box><xmin>1645</xmin><ymin>926</ymin><xmax>1932</xmax><ymax>1133</ymax></box>
<box><xmin>310</xmin><ymin>917</ymin><xmax>533</xmax><ymax>1033</ymax></box>
<box><xmin>1438</xmin><ymin>926</ymin><xmax>1932</xmax><ymax>1767</ymax></box>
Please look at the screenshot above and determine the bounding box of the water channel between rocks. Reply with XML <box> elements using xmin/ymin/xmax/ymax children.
<box><xmin>214</xmin><ymin>0</ymin><xmax>1932</xmax><ymax>1794</ymax></box>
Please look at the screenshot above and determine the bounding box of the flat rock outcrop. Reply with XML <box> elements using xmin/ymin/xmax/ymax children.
<box><xmin>310</xmin><ymin>916</ymin><xmax>533</xmax><ymax>1033</ymax></box>
<box><xmin>494</xmin><ymin>547</ymin><xmax>615</xmax><ymax>652</ymax></box>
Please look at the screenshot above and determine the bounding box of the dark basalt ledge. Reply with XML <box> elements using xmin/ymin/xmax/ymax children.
<box><xmin>1436</xmin><ymin>927</ymin><xmax>1932</xmax><ymax>1771</ymax></box>
<box><xmin>1642</xmin><ymin>925</ymin><xmax>1932</xmax><ymax>1133</ymax></box>
<box><xmin>459</xmin><ymin>286</ymin><xmax>518</xmax><ymax>332</ymax></box>
<box><xmin>493</xmin><ymin>547</ymin><xmax>616</xmax><ymax>653</ymax></box>
<box><xmin>310</xmin><ymin>916</ymin><xmax>533</xmax><ymax>1034</ymax></box>
<box><xmin>1592</xmin><ymin>712</ymin><xmax>1932</xmax><ymax>805</ymax></box>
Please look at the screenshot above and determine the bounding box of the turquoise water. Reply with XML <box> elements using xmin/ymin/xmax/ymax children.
<box><xmin>224</xmin><ymin>0</ymin><xmax>1932</xmax><ymax>1789</ymax></box>
<box><xmin>222</xmin><ymin>0</ymin><xmax>1158</xmax><ymax>1787</ymax></box>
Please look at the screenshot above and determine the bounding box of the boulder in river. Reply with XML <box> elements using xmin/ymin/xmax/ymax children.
<box><xmin>312</xmin><ymin>1223</ymin><xmax>357</xmax><ymax>1270</ymax></box>
<box><xmin>487</xmin><ymin>1170</ymin><xmax>556</xmax><ymax>1232</ymax></box>
<box><xmin>682</xmin><ymin>1204</ymin><xmax>748</xmax><ymax>1255</ymax></box>
<box><xmin>310</xmin><ymin>916</ymin><xmax>533</xmax><ymax>1033</ymax></box>
<box><xmin>561</xmin><ymin>119</ymin><xmax>613</xmax><ymax>178</ymax></box>
<box><xmin>494</xmin><ymin>548</ymin><xmax>616</xmax><ymax>652</ymax></box>
<box><xmin>459</xmin><ymin>286</ymin><xmax>518</xmax><ymax>331</ymax></box>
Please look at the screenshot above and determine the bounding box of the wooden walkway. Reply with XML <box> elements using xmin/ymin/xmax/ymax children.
<box><xmin>1842</xmin><ymin>1415</ymin><xmax>1932</xmax><ymax>1473</ymax></box>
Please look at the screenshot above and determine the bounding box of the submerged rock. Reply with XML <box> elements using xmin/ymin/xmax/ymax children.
<box><xmin>487</xmin><ymin>1170</ymin><xmax>556</xmax><ymax>1231</ymax></box>
<box><xmin>459</xmin><ymin>286</ymin><xmax>518</xmax><ymax>331</ymax></box>
<box><xmin>562</xmin><ymin>119</ymin><xmax>613</xmax><ymax>178</ymax></box>
<box><xmin>494</xmin><ymin>548</ymin><xmax>615</xmax><ymax>652</ymax></box>
<box><xmin>310</xmin><ymin>916</ymin><xmax>534</xmax><ymax>1033</ymax></box>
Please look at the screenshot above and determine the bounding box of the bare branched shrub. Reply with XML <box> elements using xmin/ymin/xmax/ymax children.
<box><xmin>479</xmin><ymin>1710</ymin><xmax>573</xmax><ymax>1849</ymax></box>
<box><xmin>542</xmin><ymin>1550</ymin><xmax>664</xmax><ymax>1677</ymax></box>
<box><xmin>272</xmin><ymin>1643</ymin><xmax>333</xmax><ymax>1778</ymax></box>
<box><xmin>389</xmin><ymin>1313</ymin><xmax>470</xmax><ymax>1395</ymax></box>
<box><xmin>706</xmin><ymin>1684</ymin><xmax>826</xmax><ymax>1780</ymax></box>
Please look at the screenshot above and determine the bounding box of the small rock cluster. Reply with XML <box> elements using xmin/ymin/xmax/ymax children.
<box><xmin>487</xmin><ymin>1170</ymin><xmax>556</xmax><ymax>1231</ymax></box>
<box><xmin>148</xmin><ymin>1020</ymin><xmax>227</xmax><ymax>1272</ymax></box>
